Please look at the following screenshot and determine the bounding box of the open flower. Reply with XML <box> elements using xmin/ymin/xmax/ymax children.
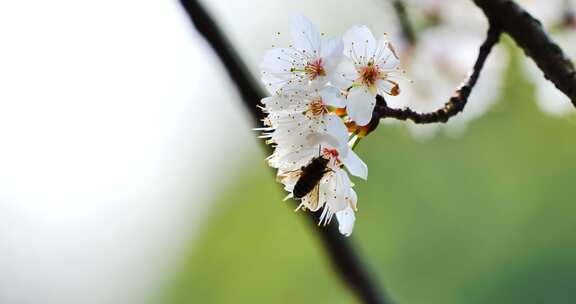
<box><xmin>278</xmin><ymin>160</ymin><xmax>358</xmax><ymax>234</ymax></box>
<box><xmin>276</xmin><ymin>134</ymin><xmax>361</xmax><ymax>235</ymax></box>
<box><xmin>259</xmin><ymin>86</ymin><xmax>345</xmax><ymax>148</ymax></box>
<box><xmin>334</xmin><ymin>25</ymin><xmax>402</xmax><ymax>126</ymax></box>
<box><xmin>272</xmin><ymin>115</ymin><xmax>365</xmax><ymax>236</ymax></box>
<box><xmin>260</xmin><ymin>15</ymin><xmax>343</xmax><ymax>96</ymax></box>
<box><xmin>269</xmin><ymin>112</ymin><xmax>368</xmax><ymax>180</ymax></box>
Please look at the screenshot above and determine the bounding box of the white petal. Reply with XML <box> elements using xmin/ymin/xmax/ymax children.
<box><xmin>325</xmin><ymin>114</ymin><xmax>349</xmax><ymax>146</ymax></box>
<box><xmin>339</xmin><ymin>169</ymin><xmax>353</xmax><ymax>193</ymax></box>
<box><xmin>321</xmin><ymin>35</ymin><xmax>343</xmax><ymax>59</ymax></box>
<box><xmin>320</xmin><ymin>35</ymin><xmax>343</xmax><ymax>75</ymax></box>
<box><xmin>320</xmin><ymin>86</ymin><xmax>346</xmax><ymax>108</ymax></box>
<box><xmin>269</xmin><ymin>145</ymin><xmax>318</xmax><ymax>171</ymax></box>
<box><xmin>305</xmin><ymin>114</ymin><xmax>345</xmax><ymax>149</ymax></box>
<box><xmin>347</xmin><ymin>87</ymin><xmax>376</xmax><ymax>126</ymax></box>
<box><xmin>330</xmin><ymin>59</ymin><xmax>357</xmax><ymax>89</ymax></box>
<box><xmin>291</xmin><ymin>14</ymin><xmax>321</xmax><ymax>55</ymax></box>
<box><xmin>335</xmin><ymin>207</ymin><xmax>355</xmax><ymax>237</ymax></box>
<box><xmin>329</xmin><ymin>170</ymin><xmax>351</xmax><ymax>212</ymax></box>
<box><xmin>376</xmin><ymin>79</ymin><xmax>400</xmax><ymax>96</ymax></box>
<box><xmin>260</xmin><ymin>74</ymin><xmax>287</xmax><ymax>96</ymax></box>
<box><xmin>374</xmin><ymin>36</ymin><xmax>399</xmax><ymax>69</ymax></box>
<box><xmin>260</xmin><ymin>97</ymin><xmax>273</xmax><ymax>106</ymax></box>
<box><xmin>318</xmin><ymin>169</ymin><xmax>354</xmax><ymax>226</ymax></box>
<box><xmin>260</xmin><ymin>48</ymin><xmax>294</xmax><ymax>73</ymax></box>
<box><xmin>343</xmin><ymin>25</ymin><xmax>377</xmax><ymax>66</ymax></box>
<box><xmin>261</xmin><ymin>95</ymin><xmax>294</xmax><ymax>112</ymax></box>
<box><xmin>267</xmin><ymin>110</ymin><xmax>307</xmax><ymax>132</ymax></box>
<box><xmin>306</xmin><ymin>133</ymin><xmax>338</xmax><ymax>151</ymax></box>
<box><xmin>318</xmin><ymin>174</ymin><xmax>330</xmax><ymax>209</ymax></box>
<box><xmin>341</xmin><ymin>148</ymin><xmax>368</xmax><ymax>180</ymax></box>
<box><xmin>348</xmin><ymin>188</ymin><xmax>358</xmax><ymax>210</ymax></box>
<box><xmin>323</xmin><ymin>173</ymin><xmax>339</xmax><ymax>220</ymax></box>
<box><xmin>260</xmin><ymin>48</ymin><xmax>305</xmax><ymax>94</ymax></box>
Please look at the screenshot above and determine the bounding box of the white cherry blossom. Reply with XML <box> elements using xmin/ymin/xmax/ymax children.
<box><xmin>270</xmin><ymin>113</ymin><xmax>368</xmax><ymax>180</ymax></box>
<box><xmin>276</xmin><ymin>141</ymin><xmax>361</xmax><ymax>234</ymax></box>
<box><xmin>334</xmin><ymin>25</ymin><xmax>402</xmax><ymax>126</ymax></box>
<box><xmin>272</xmin><ymin>116</ymin><xmax>366</xmax><ymax>234</ymax></box>
<box><xmin>278</xmin><ymin>161</ymin><xmax>358</xmax><ymax>234</ymax></box>
<box><xmin>260</xmin><ymin>15</ymin><xmax>343</xmax><ymax>96</ymax></box>
<box><xmin>257</xmin><ymin>15</ymin><xmax>390</xmax><ymax>236</ymax></box>
<box><xmin>386</xmin><ymin>27</ymin><xmax>508</xmax><ymax>139</ymax></box>
<box><xmin>264</xmin><ymin>113</ymin><xmax>343</xmax><ymax>170</ymax></box>
<box><xmin>259</xmin><ymin>86</ymin><xmax>345</xmax><ymax>147</ymax></box>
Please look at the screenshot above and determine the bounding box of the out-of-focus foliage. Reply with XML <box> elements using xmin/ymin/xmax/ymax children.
<box><xmin>162</xmin><ymin>41</ymin><xmax>576</xmax><ymax>304</ymax></box>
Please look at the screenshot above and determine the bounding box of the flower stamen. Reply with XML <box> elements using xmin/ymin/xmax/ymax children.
<box><xmin>306</xmin><ymin>97</ymin><xmax>328</xmax><ymax>117</ymax></box>
<box><xmin>357</xmin><ymin>60</ymin><xmax>381</xmax><ymax>90</ymax></box>
<box><xmin>304</xmin><ymin>58</ymin><xmax>326</xmax><ymax>80</ymax></box>
<box><xmin>323</xmin><ymin>147</ymin><xmax>341</xmax><ymax>165</ymax></box>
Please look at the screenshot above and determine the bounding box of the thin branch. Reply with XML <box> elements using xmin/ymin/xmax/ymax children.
<box><xmin>472</xmin><ymin>0</ymin><xmax>576</xmax><ymax>106</ymax></box>
<box><xmin>391</xmin><ymin>0</ymin><xmax>416</xmax><ymax>46</ymax></box>
<box><xmin>374</xmin><ymin>26</ymin><xmax>501</xmax><ymax>124</ymax></box>
<box><xmin>179</xmin><ymin>0</ymin><xmax>266</xmax><ymax>124</ymax></box>
<box><xmin>178</xmin><ymin>1</ymin><xmax>391</xmax><ymax>303</ymax></box>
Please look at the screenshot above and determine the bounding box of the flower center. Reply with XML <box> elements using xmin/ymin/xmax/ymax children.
<box><xmin>358</xmin><ymin>61</ymin><xmax>381</xmax><ymax>88</ymax></box>
<box><xmin>306</xmin><ymin>97</ymin><xmax>328</xmax><ymax>117</ymax></box>
<box><xmin>322</xmin><ymin>148</ymin><xmax>341</xmax><ymax>165</ymax></box>
<box><xmin>304</xmin><ymin>58</ymin><xmax>326</xmax><ymax>80</ymax></box>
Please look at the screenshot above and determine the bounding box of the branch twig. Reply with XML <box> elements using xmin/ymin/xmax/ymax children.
<box><xmin>391</xmin><ymin>0</ymin><xmax>416</xmax><ymax>46</ymax></box>
<box><xmin>179</xmin><ymin>1</ymin><xmax>391</xmax><ymax>303</ymax></box>
<box><xmin>179</xmin><ymin>0</ymin><xmax>266</xmax><ymax>124</ymax></box>
<box><xmin>472</xmin><ymin>0</ymin><xmax>576</xmax><ymax>106</ymax></box>
<box><xmin>374</xmin><ymin>26</ymin><xmax>501</xmax><ymax>124</ymax></box>
<box><xmin>179</xmin><ymin>0</ymin><xmax>576</xmax><ymax>301</ymax></box>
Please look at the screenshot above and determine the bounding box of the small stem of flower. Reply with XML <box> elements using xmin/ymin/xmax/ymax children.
<box><xmin>349</xmin><ymin>135</ymin><xmax>362</xmax><ymax>150</ymax></box>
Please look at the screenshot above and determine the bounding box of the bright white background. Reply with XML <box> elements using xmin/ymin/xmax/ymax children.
<box><xmin>0</xmin><ymin>0</ymin><xmax>399</xmax><ymax>303</ymax></box>
<box><xmin>0</xmin><ymin>1</ymin><xmax>257</xmax><ymax>303</ymax></box>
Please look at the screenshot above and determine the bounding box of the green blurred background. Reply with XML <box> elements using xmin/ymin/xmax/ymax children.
<box><xmin>161</xmin><ymin>40</ymin><xmax>576</xmax><ymax>303</ymax></box>
<box><xmin>5</xmin><ymin>0</ymin><xmax>576</xmax><ymax>303</ymax></box>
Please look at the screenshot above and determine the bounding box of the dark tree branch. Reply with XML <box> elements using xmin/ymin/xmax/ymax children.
<box><xmin>179</xmin><ymin>1</ymin><xmax>391</xmax><ymax>303</ymax></box>
<box><xmin>179</xmin><ymin>0</ymin><xmax>266</xmax><ymax>124</ymax></box>
<box><xmin>472</xmin><ymin>0</ymin><xmax>576</xmax><ymax>106</ymax></box>
<box><xmin>391</xmin><ymin>0</ymin><xmax>416</xmax><ymax>46</ymax></box>
<box><xmin>374</xmin><ymin>26</ymin><xmax>501</xmax><ymax>124</ymax></box>
<box><xmin>177</xmin><ymin>0</ymin><xmax>576</xmax><ymax>301</ymax></box>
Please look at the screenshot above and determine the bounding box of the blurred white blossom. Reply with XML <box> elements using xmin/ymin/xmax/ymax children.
<box><xmin>388</xmin><ymin>27</ymin><xmax>508</xmax><ymax>139</ymax></box>
<box><xmin>520</xmin><ymin>0</ymin><xmax>576</xmax><ymax>116</ymax></box>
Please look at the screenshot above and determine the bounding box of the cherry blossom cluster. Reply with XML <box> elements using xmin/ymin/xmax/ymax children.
<box><xmin>387</xmin><ymin>0</ymin><xmax>574</xmax><ymax>140</ymax></box>
<box><xmin>258</xmin><ymin>15</ymin><xmax>402</xmax><ymax>236</ymax></box>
